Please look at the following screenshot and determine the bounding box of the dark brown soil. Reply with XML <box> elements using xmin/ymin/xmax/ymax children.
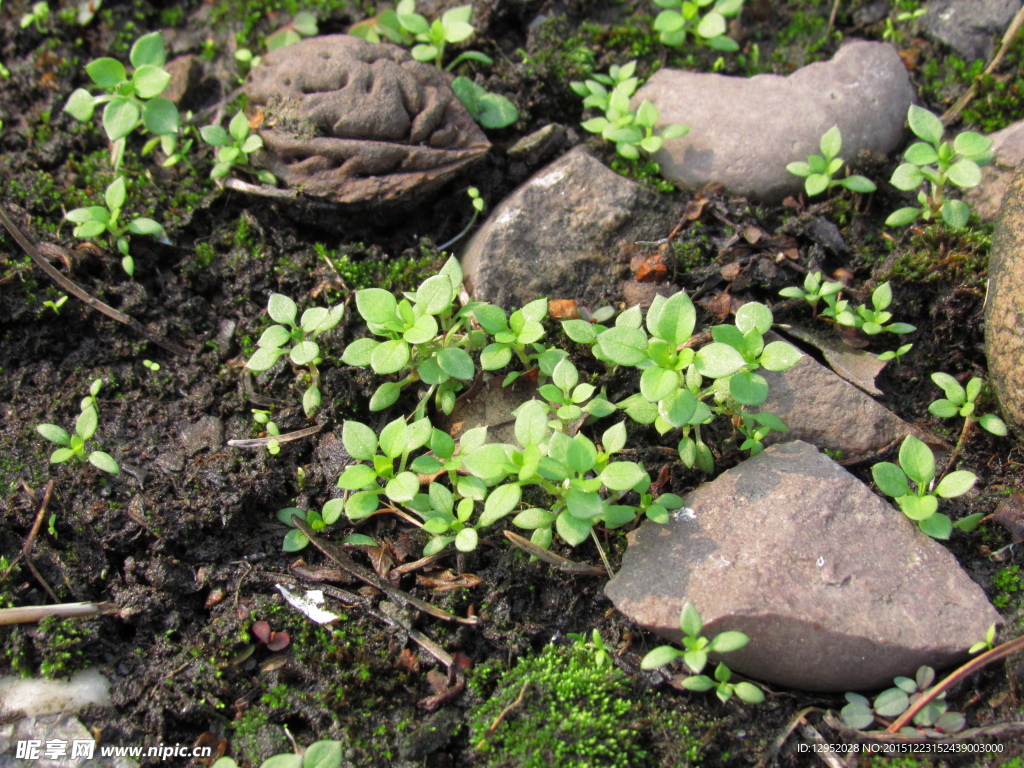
<box><xmin>1</xmin><ymin>1</ymin><xmax>1023</xmax><ymax>767</ymax></box>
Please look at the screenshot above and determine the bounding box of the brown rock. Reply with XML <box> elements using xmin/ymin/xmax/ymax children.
<box><xmin>605</xmin><ymin>441</ymin><xmax>1001</xmax><ymax>691</ymax></box>
<box><xmin>986</xmin><ymin>161</ymin><xmax>1024</xmax><ymax>433</ymax></box>
<box><xmin>759</xmin><ymin>333</ymin><xmax>941</xmax><ymax>460</ymax></box>
<box><xmin>460</xmin><ymin>147</ymin><xmax>675</xmax><ymax>309</ymax></box>
<box><xmin>243</xmin><ymin>35</ymin><xmax>489</xmax><ymax>207</ymax></box>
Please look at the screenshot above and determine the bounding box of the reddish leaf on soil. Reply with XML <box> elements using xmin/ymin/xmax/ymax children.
<box><xmin>252</xmin><ymin>620</ymin><xmax>271</xmax><ymax>644</ymax></box>
<box><xmin>266</xmin><ymin>631</ymin><xmax>290</xmax><ymax>651</ymax></box>
<box><xmin>194</xmin><ymin>732</ymin><xmax>227</xmax><ymax>765</ymax></box>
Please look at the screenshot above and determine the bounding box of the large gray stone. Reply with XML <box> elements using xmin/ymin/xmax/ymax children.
<box><xmin>986</xmin><ymin>161</ymin><xmax>1024</xmax><ymax>433</ymax></box>
<box><xmin>605</xmin><ymin>441</ymin><xmax>1001</xmax><ymax>691</ymax></box>
<box><xmin>921</xmin><ymin>0</ymin><xmax>1021</xmax><ymax>62</ymax></box>
<box><xmin>460</xmin><ymin>147</ymin><xmax>675</xmax><ymax>309</ymax></box>
<box><xmin>634</xmin><ymin>41</ymin><xmax>915</xmax><ymax>202</ymax></box>
<box><xmin>760</xmin><ymin>333</ymin><xmax>939</xmax><ymax>460</ymax></box>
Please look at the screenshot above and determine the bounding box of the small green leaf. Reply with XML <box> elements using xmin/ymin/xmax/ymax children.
<box><xmin>64</xmin><ymin>88</ymin><xmax>97</xmax><ymax>121</ymax></box>
<box><xmin>898</xmin><ymin>435</ymin><xmax>935</xmax><ymax>487</ymax></box>
<box><xmin>130</xmin><ymin>31</ymin><xmax>167</xmax><ymax>68</ymax></box>
<box><xmin>356</xmin><ymin>288</ymin><xmax>398</xmax><ymax>325</ymax></box>
<box><xmin>872</xmin><ymin>462</ymin><xmax>910</xmax><ymax>498</ymax></box>
<box><xmin>76</xmin><ymin>407</ymin><xmax>99</xmax><ymax>441</ymax></box>
<box><xmin>86</xmin><ymin>58</ymin><xmax>126</xmax><ymax>88</ymax></box>
<box><xmin>934</xmin><ymin>470</ymin><xmax>976</xmax><ymax>498</ymax></box>
<box><xmin>640</xmin><ymin>645</ymin><xmax>681</xmax><ymax>670</ymax></box>
<box><xmin>907</xmin><ymin>105</ymin><xmax>944</xmax><ymax>146</ymax></box>
<box><xmin>479</xmin><ymin>483</ymin><xmax>521</xmax><ymax>527</ymax></box>
<box><xmin>141</xmin><ymin>97</ymin><xmax>179</xmax><ymax>135</ymax></box>
<box><xmin>919</xmin><ymin>512</ymin><xmax>953</xmax><ymax>539</ymax></box>
<box><xmin>342</xmin><ymin>420</ymin><xmax>378</xmax><ymax>461</ymax></box>
<box><xmin>36</xmin><ymin>424</ymin><xmax>71</xmax><ymax>445</ymax></box>
<box><xmin>103</xmin><ymin>98</ymin><xmax>140</xmax><ymax>141</ymax></box>
<box><xmin>267</xmin><ymin>294</ymin><xmax>298</xmax><ymax>325</ymax></box>
<box><xmin>370</xmin><ymin>339</ymin><xmax>411</xmax><ymax>375</ymax></box>
<box><xmin>694</xmin><ymin>343</ymin><xmax>746</xmax><ymax>378</ymax></box>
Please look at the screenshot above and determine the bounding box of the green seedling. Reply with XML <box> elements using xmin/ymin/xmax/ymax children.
<box><xmin>42</xmin><ymin>295</ymin><xmax>68</xmax><ymax>314</ymax></box>
<box><xmin>878</xmin><ymin>342</ymin><xmax>913</xmax><ymax>364</ymax></box>
<box><xmin>20</xmin><ymin>1</ymin><xmax>50</xmax><ymax>32</ymax></box>
<box><xmin>200</xmin><ymin>111</ymin><xmax>275</xmax><ymax>183</ymax></box>
<box><xmin>35</xmin><ymin>379</ymin><xmax>120</xmax><ymax>475</ymax></box>
<box><xmin>63</xmin><ymin>31</ymin><xmax>180</xmax><ymax>170</ymax></box>
<box><xmin>652</xmin><ymin>0</ymin><xmax>744</xmax><ymax>51</ymax></box>
<box><xmin>928</xmin><ymin>372</ymin><xmax>1007</xmax><ymax>437</ymax></box>
<box><xmin>567</xmin><ymin>629</ymin><xmax>613</xmax><ymax>668</ymax></box>
<box><xmin>778</xmin><ymin>271</ymin><xmax>843</xmax><ymax>314</ymax></box>
<box><xmin>342</xmin><ymin>257</ymin><xmax>483</xmax><ymax>415</ymax></box>
<box><xmin>841</xmin><ymin>665</ymin><xmax>965</xmax><ymax>737</ymax></box>
<box><xmin>213</xmin><ymin>740</ymin><xmax>343</xmax><ymax>768</ymax></box>
<box><xmin>266</xmin><ymin>11</ymin><xmax>318</xmax><ymax>50</ymax></box>
<box><xmin>886</xmin><ymin>105</ymin><xmax>993</xmax><ymax>230</ymax></box>
<box><xmin>277</xmin><ymin>501</ymin><xmax>345</xmax><ymax>552</ymax></box>
<box><xmin>246</xmin><ymin>294</ymin><xmax>344</xmax><ymax>417</ymax></box>
<box><xmin>577</xmin><ymin>70</ymin><xmax>689</xmax><ymax>162</ymax></box>
<box><xmin>821</xmin><ymin>282</ymin><xmax>916</xmax><ymax>336</ymax></box>
<box><xmin>871</xmin><ymin>434</ymin><xmax>976</xmax><ymax>539</ymax></box>
<box><xmin>537</xmin><ymin>357</ymin><xmax>614</xmax><ymax>430</ymax></box>
<box><xmin>640</xmin><ymin>602</ymin><xmax>763</xmax><ymax>704</ymax></box>
<box><xmin>387</xmin><ymin>0</ymin><xmax>492</xmax><ymax>70</ymax></box>
<box><xmin>969</xmin><ymin>623</ymin><xmax>997</xmax><ymax>655</ymax></box>
<box><xmin>438</xmin><ymin>186</ymin><xmax>486</xmax><ymax>250</ymax></box>
<box><xmin>786</xmin><ymin>126</ymin><xmax>877</xmax><ymax>197</ymax></box>
<box><xmin>570</xmin><ymin>60</ymin><xmax>640</xmax><ymax>113</ymax></box>
<box><xmin>451</xmin><ymin>78</ymin><xmax>519</xmax><ymax>130</ymax></box>
<box><xmin>252</xmin><ymin>409</ymin><xmax>281</xmax><ymax>455</ymax></box>
<box><xmin>142</xmin><ymin>359</ymin><xmax>160</xmax><ymax>372</ymax></box>
<box><xmin>64</xmin><ymin>176</ymin><xmax>164</xmax><ymax>276</ymax></box>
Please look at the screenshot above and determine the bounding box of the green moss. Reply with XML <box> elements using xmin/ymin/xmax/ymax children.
<box><xmin>317</xmin><ymin>242</ymin><xmax>440</xmax><ymax>294</ymax></box>
<box><xmin>992</xmin><ymin>565</ymin><xmax>1022</xmax><ymax>610</ymax></box>
<box><xmin>468</xmin><ymin>644</ymin><xmax>703</xmax><ymax>768</ymax></box>
<box><xmin>919</xmin><ymin>38</ymin><xmax>1024</xmax><ymax>132</ymax></box>
<box><xmin>37</xmin><ymin>616</ymin><xmax>96</xmax><ymax>679</ymax></box>
<box><xmin>881</xmin><ymin>222</ymin><xmax>992</xmax><ymax>284</ymax></box>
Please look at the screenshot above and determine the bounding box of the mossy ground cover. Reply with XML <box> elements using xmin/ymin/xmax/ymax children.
<box><xmin>1</xmin><ymin>0</ymin><xmax>1024</xmax><ymax>766</ymax></box>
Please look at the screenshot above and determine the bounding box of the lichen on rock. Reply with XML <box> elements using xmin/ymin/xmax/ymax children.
<box><xmin>243</xmin><ymin>35</ymin><xmax>490</xmax><ymax>207</ymax></box>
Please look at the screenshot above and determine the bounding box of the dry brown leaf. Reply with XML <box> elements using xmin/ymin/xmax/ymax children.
<box><xmin>635</xmin><ymin>252</ymin><xmax>669</xmax><ymax>283</ymax></box>
<box><xmin>416</xmin><ymin>570</ymin><xmax>483</xmax><ymax>593</ymax></box>
<box><xmin>992</xmin><ymin>494</ymin><xmax>1024</xmax><ymax>544</ymax></box>
<box><xmin>697</xmin><ymin>292</ymin><xmax>733</xmax><ymax>321</ymax></box>
<box><xmin>720</xmin><ymin>262</ymin><xmax>742</xmax><ymax>281</ymax></box>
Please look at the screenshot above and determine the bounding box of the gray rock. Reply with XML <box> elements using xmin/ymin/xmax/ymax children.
<box><xmin>921</xmin><ymin>0</ymin><xmax>1021</xmax><ymax>62</ymax></box>
<box><xmin>605</xmin><ymin>441</ymin><xmax>1001</xmax><ymax>691</ymax></box>
<box><xmin>634</xmin><ymin>41</ymin><xmax>915</xmax><ymax>202</ymax></box>
<box><xmin>965</xmin><ymin>120</ymin><xmax>1024</xmax><ymax>221</ymax></box>
<box><xmin>179</xmin><ymin>415</ymin><xmax>223</xmax><ymax>456</ymax></box>
<box><xmin>460</xmin><ymin>147</ymin><xmax>675</xmax><ymax>309</ymax></box>
<box><xmin>760</xmin><ymin>334</ymin><xmax>940</xmax><ymax>460</ymax></box>
<box><xmin>986</xmin><ymin>161</ymin><xmax>1024</xmax><ymax>433</ymax></box>
<box><xmin>244</xmin><ymin>35</ymin><xmax>489</xmax><ymax>207</ymax></box>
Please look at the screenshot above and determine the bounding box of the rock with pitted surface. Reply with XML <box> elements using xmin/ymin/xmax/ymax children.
<box><xmin>243</xmin><ymin>35</ymin><xmax>489</xmax><ymax>207</ymax></box>
<box><xmin>605</xmin><ymin>441</ymin><xmax>1001</xmax><ymax>691</ymax></box>
<box><xmin>986</xmin><ymin>162</ymin><xmax>1024</xmax><ymax>433</ymax></box>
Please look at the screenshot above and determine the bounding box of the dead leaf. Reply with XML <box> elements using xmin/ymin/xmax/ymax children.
<box><xmin>741</xmin><ymin>225</ymin><xmax>766</xmax><ymax>244</ymax></box>
<box><xmin>720</xmin><ymin>262</ymin><xmax>742</xmax><ymax>281</ymax></box>
<box><xmin>834</xmin><ymin>323</ymin><xmax>871</xmax><ymax>349</ymax></box>
<box><xmin>548</xmin><ymin>299</ymin><xmax>579</xmax><ymax>319</ymax></box>
<box><xmin>397</xmin><ymin>648</ymin><xmax>420</xmax><ymax>673</ymax></box>
<box><xmin>992</xmin><ymin>494</ymin><xmax>1024</xmax><ymax>544</ymax></box>
<box><xmin>682</xmin><ymin>196</ymin><xmax>711</xmax><ymax>222</ymax></box>
<box><xmin>416</xmin><ymin>570</ymin><xmax>483</xmax><ymax>593</ymax></box>
<box><xmin>635</xmin><ymin>252</ymin><xmax>669</xmax><ymax>283</ymax></box>
<box><xmin>425</xmin><ymin>669</ymin><xmax>449</xmax><ymax>696</ymax></box>
<box><xmin>698</xmin><ymin>292</ymin><xmax>733</xmax><ymax>321</ymax></box>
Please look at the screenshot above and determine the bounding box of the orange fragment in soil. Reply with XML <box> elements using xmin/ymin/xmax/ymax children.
<box><xmin>548</xmin><ymin>299</ymin><xmax>579</xmax><ymax>319</ymax></box>
<box><xmin>635</xmin><ymin>252</ymin><xmax>669</xmax><ymax>283</ymax></box>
